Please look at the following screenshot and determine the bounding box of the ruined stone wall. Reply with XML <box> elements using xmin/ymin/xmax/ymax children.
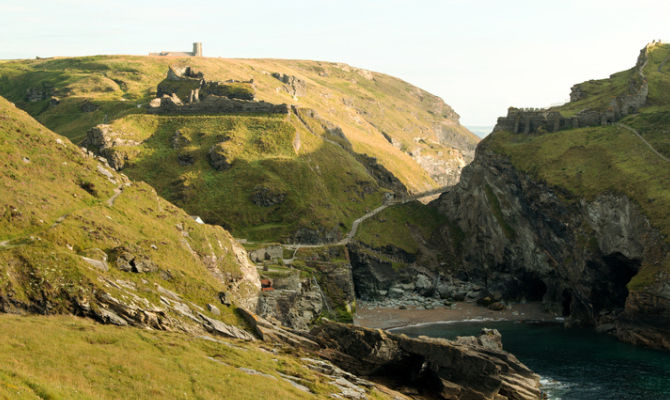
<box><xmin>495</xmin><ymin>46</ymin><xmax>649</xmax><ymax>135</ymax></box>
<box><xmin>147</xmin><ymin>66</ymin><xmax>288</xmax><ymax>115</ymax></box>
<box><xmin>147</xmin><ymin>95</ymin><xmax>289</xmax><ymax>115</ymax></box>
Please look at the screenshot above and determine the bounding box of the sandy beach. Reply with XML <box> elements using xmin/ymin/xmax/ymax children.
<box><xmin>354</xmin><ymin>301</ymin><xmax>558</xmax><ymax>330</ymax></box>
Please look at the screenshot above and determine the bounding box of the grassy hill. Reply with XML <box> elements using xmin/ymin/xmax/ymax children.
<box><xmin>485</xmin><ymin>42</ymin><xmax>670</xmax><ymax>293</ymax></box>
<box><xmin>0</xmin><ymin>94</ymin><xmax>257</xmax><ymax>328</ymax></box>
<box><xmin>0</xmin><ymin>95</ymin><xmax>398</xmax><ymax>400</ymax></box>
<box><xmin>0</xmin><ymin>55</ymin><xmax>478</xmax><ymax>243</ymax></box>
<box><xmin>0</xmin><ymin>314</ymin><xmax>357</xmax><ymax>400</ymax></box>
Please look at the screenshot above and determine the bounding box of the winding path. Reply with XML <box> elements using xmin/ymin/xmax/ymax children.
<box><xmin>106</xmin><ymin>185</ymin><xmax>124</xmax><ymax>207</ymax></box>
<box><xmin>618</xmin><ymin>123</ymin><xmax>670</xmax><ymax>163</ymax></box>
<box><xmin>282</xmin><ymin>185</ymin><xmax>451</xmax><ymax>252</ymax></box>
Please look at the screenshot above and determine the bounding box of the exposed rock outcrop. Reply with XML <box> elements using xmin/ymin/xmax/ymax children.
<box><xmin>108</xmin><ymin>245</ymin><xmax>158</xmax><ymax>273</ymax></box>
<box><xmin>83</xmin><ymin>124</ymin><xmax>140</xmax><ymax>170</ymax></box>
<box><xmin>410</xmin><ymin>146</ymin><xmax>468</xmax><ymax>186</ymax></box>
<box><xmin>272</xmin><ymin>72</ymin><xmax>307</xmax><ymax>97</ymax></box>
<box><xmin>434</xmin><ymin>144</ymin><xmax>670</xmax><ymax>348</ymax></box>
<box><xmin>251</xmin><ymin>186</ymin><xmax>286</xmax><ymax>207</ymax></box>
<box><xmin>347</xmin><ymin>243</ymin><xmax>418</xmax><ymax>300</ymax></box>
<box><xmin>25</xmin><ymin>83</ymin><xmax>54</xmax><ymax>102</ymax></box>
<box><xmin>292</xmin><ymin>226</ymin><xmax>343</xmax><ymax>245</ymax></box>
<box><xmin>256</xmin><ymin>270</ymin><xmax>324</xmax><ymax>330</ymax></box>
<box><xmin>149</xmin><ymin>95</ymin><xmax>289</xmax><ymax>115</ymax></box>
<box><xmin>208</xmin><ymin>142</ymin><xmax>232</xmax><ymax>170</ymax></box>
<box><xmin>310</xmin><ymin>321</ymin><xmax>541</xmax><ymax>400</ymax></box>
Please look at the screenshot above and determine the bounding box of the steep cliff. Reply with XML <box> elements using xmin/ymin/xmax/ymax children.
<box><xmin>435</xmin><ymin>43</ymin><xmax>670</xmax><ymax>349</ymax></box>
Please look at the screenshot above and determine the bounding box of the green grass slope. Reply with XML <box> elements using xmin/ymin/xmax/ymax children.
<box><xmin>355</xmin><ymin>201</ymin><xmax>447</xmax><ymax>255</ymax></box>
<box><xmin>0</xmin><ymin>55</ymin><xmax>478</xmax><ymax>192</ymax></box>
<box><xmin>0</xmin><ymin>314</ymin><xmax>395</xmax><ymax>400</ymax></box>
<box><xmin>0</xmin><ymin>95</ymin><xmax>259</xmax><ymax>327</ymax></box>
<box><xmin>0</xmin><ymin>55</ymin><xmax>478</xmax><ymax>242</ymax></box>
<box><xmin>486</xmin><ymin>42</ymin><xmax>670</xmax><ymax>292</ymax></box>
<box><xmin>103</xmin><ymin>111</ymin><xmax>385</xmax><ymax>242</ymax></box>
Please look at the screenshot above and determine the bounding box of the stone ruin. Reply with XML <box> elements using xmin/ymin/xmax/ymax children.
<box><xmin>149</xmin><ymin>42</ymin><xmax>203</xmax><ymax>57</ymax></box>
<box><xmin>147</xmin><ymin>66</ymin><xmax>289</xmax><ymax>115</ymax></box>
<box><xmin>495</xmin><ymin>45</ymin><xmax>649</xmax><ymax>135</ymax></box>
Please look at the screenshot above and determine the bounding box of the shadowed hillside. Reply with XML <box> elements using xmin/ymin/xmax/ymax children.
<box><xmin>0</xmin><ymin>56</ymin><xmax>478</xmax><ymax>242</ymax></box>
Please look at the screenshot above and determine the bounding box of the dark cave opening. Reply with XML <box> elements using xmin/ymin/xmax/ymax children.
<box><xmin>562</xmin><ymin>289</ymin><xmax>572</xmax><ymax>317</ymax></box>
<box><xmin>591</xmin><ymin>252</ymin><xmax>641</xmax><ymax>313</ymax></box>
<box><xmin>374</xmin><ymin>354</ymin><xmax>442</xmax><ymax>395</ymax></box>
<box><xmin>515</xmin><ymin>273</ymin><xmax>548</xmax><ymax>302</ymax></box>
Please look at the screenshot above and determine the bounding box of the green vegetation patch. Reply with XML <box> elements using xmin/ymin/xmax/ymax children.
<box><xmin>355</xmin><ymin>201</ymin><xmax>446</xmax><ymax>254</ymax></box>
<box><xmin>110</xmin><ymin>113</ymin><xmax>384</xmax><ymax>242</ymax></box>
<box><xmin>554</xmin><ymin>68</ymin><xmax>634</xmax><ymax>117</ymax></box>
<box><xmin>0</xmin><ymin>95</ymin><xmax>256</xmax><ymax>326</ymax></box>
<box><xmin>0</xmin><ymin>314</ymin><xmax>368</xmax><ymax>400</ymax></box>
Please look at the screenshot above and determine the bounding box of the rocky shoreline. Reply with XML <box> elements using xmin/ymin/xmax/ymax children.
<box><xmin>355</xmin><ymin>301</ymin><xmax>556</xmax><ymax>330</ymax></box>
<box><xmin>309</xmin><ymin>320</ymin><xmax>542</xmax><ymax>400</ymax></box>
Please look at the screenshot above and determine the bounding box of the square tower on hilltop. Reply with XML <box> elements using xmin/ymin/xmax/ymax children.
<box><xmin>193</xmin><ymin>42</ymin><xmax>203</xmax><ymax>57</ymax></box>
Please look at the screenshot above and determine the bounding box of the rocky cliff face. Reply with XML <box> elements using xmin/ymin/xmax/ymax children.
<box><xmin>434</xmin><ymin>144</ymin><xmax>670</xmax><ymax>348</ymax></box>
<box><xmin>256</xmin><ymin>246</ymin><xmax>358</xmax><ymax>328</ymax></box>
<box><xmin>309</xmin><ymin>321</ymin><xmax>541</xmax><ymax>400</ymax></box>
<box><xmin>256</xmin><ymin>271</ymin><xmax>325</xmax><ymax>330</ymax></box>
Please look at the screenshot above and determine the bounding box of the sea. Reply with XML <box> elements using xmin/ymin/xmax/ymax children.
<box><xmin>393</xmin><ymin>320</ymin><xmax>670</xmax><ymax>399</ymax></box>
<box><xmin>464</xmin><ymin>125</ymin><xmax>494</xmax><ymax>138</ymax></box>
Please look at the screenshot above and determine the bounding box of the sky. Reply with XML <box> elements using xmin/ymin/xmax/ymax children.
<box><xmin>1</xmin><ymin>0</ymin><xmax>668</xmax><ymax>135</ymax></box>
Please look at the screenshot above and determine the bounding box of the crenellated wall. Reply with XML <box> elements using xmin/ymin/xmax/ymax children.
<box><xmin>495</xmin><ymin>45</ymin><xmax>650</xmax><ymax>135</ymax></box>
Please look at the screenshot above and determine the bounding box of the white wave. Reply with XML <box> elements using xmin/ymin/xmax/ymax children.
<box><xmin>387</xmin><ymin>317</ymin><xmax>508</xmax><ymax>331</ymax></box>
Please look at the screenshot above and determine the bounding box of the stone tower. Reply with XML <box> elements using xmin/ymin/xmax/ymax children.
<box><xmin>193</xmin><ymin>42</ymin><xmax>203</xmax><ymax>57</ymax></box>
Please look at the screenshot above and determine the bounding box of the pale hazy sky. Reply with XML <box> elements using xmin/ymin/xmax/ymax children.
<box><xmin>1</xmin><ymin>0</ymin><xmax>668</xmax><ymax>132</ymax></box>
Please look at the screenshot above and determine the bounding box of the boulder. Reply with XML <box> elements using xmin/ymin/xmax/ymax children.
<box><xmin>171</xmin><ymin>130</ymin><xmax>191</xmax><ymax>148</ymax></box>
<box><xmin>208</xmin><ymin>143</ymin><xmax>232</xmax><ymax>171</ymax></box>
<box><xmin>251</xmin><ymin>186</ymin><xmax>286</xmax><ymax>207</ymax></box>
<box><xmin>109</xmin><ymin>246</ymin><xmax>158</xmax><ymax>273</ymax></box>
<box><xmin>148</xmin><ymin>97</ymin><xmax>162</xmax><ymax>108</ymax></box>
<box><xmin>206</xmin><ymin>303</ymin><xmax>221</xmax><ymax>316</ymax></box>
<box><xmin>415</xmin><ymin>273</ymin><xmax>433</xmax><ymax>296</ymax></box>
<box><xmin>478</xmin><ymin>328</ymin><xmax>503</xmax><ymax>350</ymax></box>
<box><xmin>388</xmin><ymin>286</ymin><xmax>405</xmax><ymax>299</ymax></box>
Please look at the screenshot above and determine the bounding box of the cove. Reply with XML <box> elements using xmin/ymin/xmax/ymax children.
<box><xmin>393</xmin><ymin>321</ymin><xmax>670</xmax><ymax>399</ymax></box>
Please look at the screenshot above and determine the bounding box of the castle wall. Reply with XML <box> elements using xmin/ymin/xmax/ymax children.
<box><xmin>495</xmin><ymin>46</ymin><xmax>649</xmax><ymax>135</ymax></box>
<box><xmin>148</xmin><ymin>95</ymin><xmax>289</xmax><ymax>115</ymax></box>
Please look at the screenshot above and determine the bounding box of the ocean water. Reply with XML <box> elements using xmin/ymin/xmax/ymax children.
<box><xmin>464</xmin><ymin>125</ymin><xmax>494</xmax><ymax>138</ymax></box>
<box><xmin>393</xmin><ymin>321</ymin><xmax>670</xmax><ymax>399</ymax></box>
